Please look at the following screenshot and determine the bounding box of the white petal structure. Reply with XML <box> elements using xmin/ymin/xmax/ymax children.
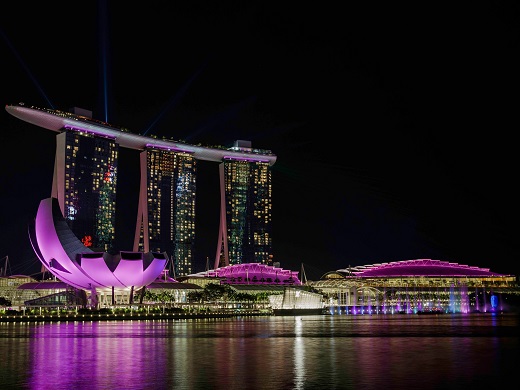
<box><xmin>29</xmin><ymin>197</ymin><xmax>167</xmax><ymax>292</ymax></box>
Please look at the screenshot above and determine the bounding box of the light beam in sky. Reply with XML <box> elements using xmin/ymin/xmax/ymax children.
<box><xmin>1</xmin><ymin>29</ymin><xmax>54</xmax><ymax>109</ymax></box>
<box><xmin>98</xmin><ymin>0</ymin><xmax>111</xmax><ymax>123</ymax></box>
<box><xmin>142</xmin><ymin>59</ymin><xmax>210</xmax><ymax>136</ymax></box>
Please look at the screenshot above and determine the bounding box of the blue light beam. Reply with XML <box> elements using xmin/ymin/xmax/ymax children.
<box><xmin>1</xmin><ymin>29</ymin><xmax>55</xmax><ymax>109</ymax></box>
<box><xmin>185</xmin><ymin>96</ymin><xmax>257</xmax><ymax>143</ymax></box>
<box><xmin>142</xmin><ymin>59</ymin><xmax>210</xmax><ymax>136</ymax></box>
<box><xmin>98</xmin><ymin>0</ymin><xmax>111</xmax><ymax>123</ymax></box>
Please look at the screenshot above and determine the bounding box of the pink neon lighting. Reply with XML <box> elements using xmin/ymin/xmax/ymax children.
<box><xmin>30</xmin><ymin>198</ymin><xmax>167</xmax><ymax>291</ymax></box>
<box><xmin>196</xmin><ymin>263</ymin><xmax>301</xmax><ymax>285</ymax></box>
<box><xmin>341</xmin><ymin>259</ymin><xmax>507</xmax><ymax>278</ymax></box>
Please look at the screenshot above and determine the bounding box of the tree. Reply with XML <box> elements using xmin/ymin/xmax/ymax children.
<box><xmin>204</xmin><ymin>283</ymin><xmax>233</xmax><ymax>301</ymax></box>
<box><xmin>187</xmin><ymin>290</ymin><xmax>205</xmax><ymax>303</ymax></box>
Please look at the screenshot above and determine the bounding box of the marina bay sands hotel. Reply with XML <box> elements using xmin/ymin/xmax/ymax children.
<box><xmin>6</xmin><ymin>103</ymin><xmax>277</xmax><ymax>277</ymax></box>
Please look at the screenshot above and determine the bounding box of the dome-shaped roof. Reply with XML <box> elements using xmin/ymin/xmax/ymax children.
<box><xmin>189</xmin><ymin>263</ymin><xmax>301</xmax><ymax>285</ymax></box>
<box><xmin>337</xmin><ymin>259</ymin><xmax>508</xmax><ymax>278</ymax></box>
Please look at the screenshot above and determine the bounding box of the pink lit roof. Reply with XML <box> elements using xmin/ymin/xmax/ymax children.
<box><xmin>189</xmin><ymin>263</ymin><xmax>301</xmax><ymax>285</ymax></box>
<box><xmin>337</xmin><ymin>259</ymin><xmax>510</xmax><ymax>278</ymax></box>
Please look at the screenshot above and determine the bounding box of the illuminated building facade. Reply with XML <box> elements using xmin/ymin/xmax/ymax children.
<box><xmin>188</xmin><ymin>263</ymin><xmax>300</xmax><ymax>285</ymax></box>
<box><xmin>28</xmin><ymin>197</ymin><xmax>167</xmax><ymax>306</ymax></box>
<box><xmin>6</xmin><ymin>104</ymin><xmax>277</xmax><ymax>277</ymax></box>
<box><xmin>309</xmin><ymin>259</ymin><xmax>519</xmax><ymax>314</ymax></box>
<box><xmin>215</xmin><ymin>140</ymin><xmax>273</xmax><ymax>269</ymax></box>
<box><xmin>52</xmin><ymin>123</ymin><xmax>118</xmax><ymax>252</ymax></box>
<box><xmin>134</xmin><ymin>147</ymin><xmax>197</xmax><ymax>276</ymax></box>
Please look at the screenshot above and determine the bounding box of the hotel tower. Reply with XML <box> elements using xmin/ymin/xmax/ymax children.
<box><xmin>6</xmin><ymin>104</ymin><xmax>276</xmax><ymax>276</ymax></box>
<box><xmin>51</xmin><ymin>120</ymin><xmax>119</xmax><ymax>252</ymax></box>
<box><xmin>215</xmin><ymin>140</ymin><xmax>273</xmax><ymax>269</ymax></box>
<box><xmin>133</xmin><ymin>147</ymin><xmax>197</xmax><ymax>276</ymax></box>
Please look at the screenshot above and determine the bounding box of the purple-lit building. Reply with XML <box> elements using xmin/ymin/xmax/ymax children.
<box><xmin>309</xmin><ymin>259</ymin><xmax>518</xmax><ymax>314</ymax></box>
<box><xmin>8</xmin><ymin>104</ymin><xmax>519</xmax><ymax>314</ymax></box>
<box><xmin>184</xmin><ymin>263</ymin><xmax>301</xmax><ymax>285</ymax></box>
<box><xmin>28</xmin><ymin>197</ymin><xmax>167</xmax><ymax>307</ymax></box>
<box><xmin>6</xmin><ymin>104</ymin><xmax>277</xmax><ymax>277</ymax></box>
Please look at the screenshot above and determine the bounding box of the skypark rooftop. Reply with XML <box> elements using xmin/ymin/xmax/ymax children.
<box><xmin>5</xmin><ymin>104</ymin><xmax>277</xmax><ymax>166</ymax></box>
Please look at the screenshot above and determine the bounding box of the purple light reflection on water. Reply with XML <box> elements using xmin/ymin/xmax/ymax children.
<box><xmin>0</xmin><ymin>315</ymin><xmax>518</xmax><ymax>390</ymax></box>
<box><xmin>27</xmin><ymin>321</ymin><xmax>172</xmax><ymax>389</ymax></box>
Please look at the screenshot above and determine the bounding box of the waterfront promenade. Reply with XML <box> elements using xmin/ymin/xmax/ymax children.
<box><xmin>0</xmin><ymin>309</ymin><xmax>272</xmax><ymax>322</ymax></box>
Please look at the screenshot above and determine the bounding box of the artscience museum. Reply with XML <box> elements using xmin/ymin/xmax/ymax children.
<box><xmin>28</xmin><ymin>197</ymin><xmax>167</xmax><ymax>305</ymax></box>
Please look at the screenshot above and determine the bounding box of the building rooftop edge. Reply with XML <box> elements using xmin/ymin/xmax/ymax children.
<box><xmin>5</xmin><ymin>104</ymin><xmax>277</xmax><ymax>166</ymax></box>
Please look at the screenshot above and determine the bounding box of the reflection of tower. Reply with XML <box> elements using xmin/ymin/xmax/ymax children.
<box><xmin>214</xmin><ymin>141</ymin><xmax>273</xmax><ymax>268</ymax></box>
<box><xmin>134</xmin><ymin>147</ymin><xmax>197</xmax><ymax>276</ymax></box>
<box><xmin>51</xmin><ymin>110</ymin><xmax>118</xmax><ymax>252</ymax></box>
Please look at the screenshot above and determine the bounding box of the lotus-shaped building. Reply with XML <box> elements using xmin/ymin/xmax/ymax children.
<box><xmin>28</xmin><ymin>197</ymin><xmax>168</xmax><ymax>294</ymax></box>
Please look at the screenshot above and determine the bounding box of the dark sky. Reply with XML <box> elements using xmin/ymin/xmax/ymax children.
<box><xmin>1</xmin><ymin>2</ymin><xmax>519</xmax><ymax>280</ymax></box>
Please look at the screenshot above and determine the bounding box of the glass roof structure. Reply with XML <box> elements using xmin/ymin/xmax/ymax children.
<box><xmin>336</xmin><ymin>259</ymin><xmax>512</xmax><ymax>278</ymax></box>
<box><xmin>188</xmin><ymin>263</ymin><xmax>301</xmax><ymax>285</ymax></box>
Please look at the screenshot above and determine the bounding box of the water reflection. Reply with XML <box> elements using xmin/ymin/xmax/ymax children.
<box><xmin>27</xmin><ymin>321</ymin><xmax>169</xmax><ymax>389</ymax></box>
<box><xmin>294</xmin><ymin>318</ymin><xmax>305</xmax><ymax>389</ymax></box>
<box><xmin>0</xmin><ymin>314</ymin><xmax>518</xmax><ymax>390</ymax></box>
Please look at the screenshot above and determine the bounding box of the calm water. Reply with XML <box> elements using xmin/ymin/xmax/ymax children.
<box><xmin>0</xmin><ymin>313</ymin><xmax>518</xmax><ymax>390</ymax></box>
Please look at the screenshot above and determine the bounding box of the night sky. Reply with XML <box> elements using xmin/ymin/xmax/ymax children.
<box><xmin>1</xmin><ymin>2</ymin><xmax>519</xmax><ymax>280</ymax></box>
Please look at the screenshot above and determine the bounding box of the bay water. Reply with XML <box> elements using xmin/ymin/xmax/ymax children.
<box><xmin>1</xmin><ymin>313</ymin><xmax>518</xmax><ymax>389</ymax></box>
